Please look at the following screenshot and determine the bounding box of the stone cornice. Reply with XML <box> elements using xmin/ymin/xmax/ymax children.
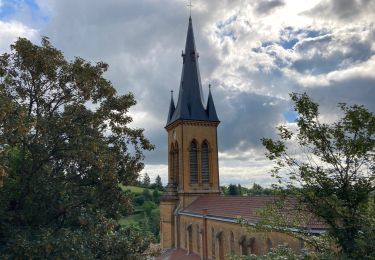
<box><xmin>165</xmin><ymin>120</ymin><xmax>219</xmax><ymax>131</ymax></box>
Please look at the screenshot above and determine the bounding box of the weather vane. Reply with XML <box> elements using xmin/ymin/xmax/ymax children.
<box><xmin>187</xmin><ymin>0</ymin><xmax>193</xmax><ymax>16</ymax></box>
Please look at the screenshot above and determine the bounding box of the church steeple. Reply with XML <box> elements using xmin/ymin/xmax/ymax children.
<box><xmin>161</xmin><ymin>16</ymin><xmax>221</xmax><ymax>249</ymax></box>
<box><xmin>166</xmin><ymin>17</ymin><xmax>219</xmax><ymax>126</ymax></box>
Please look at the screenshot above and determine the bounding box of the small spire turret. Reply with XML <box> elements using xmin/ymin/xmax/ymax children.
<box><xmin>167</xmin><ymin>90</ymin><xmax>176</xmax><ymax>123</ymax></box>
<box><xmin>206</xmin><ymin>84</ymin><xmax>219</xmax><ymax>121</ymax></box>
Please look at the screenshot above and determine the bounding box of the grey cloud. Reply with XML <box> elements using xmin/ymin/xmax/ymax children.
<box><xmin>304</xmin><ymin>0</ymin><xmax>375</xmax><ymax>22</ymax></box>
<box><xmin>302</xmin><ymin>77</ymin><xmax>375</xmax><ymax>115</ymax></box>
<box><xmin>4</xmin><ymin>0</ymin><xmax>372</xmax><ymax>171</ymax></box>
<box><xmin>216</xmin><ymin>89</ymin><xmax>288</xmax><ymax>152</ymax></box>
<box><xmin>254</xmin><ymin>0</ymin><xmax>285</xmax><ymax>15</ymax></box>
<box><xmin>293</xmin><ymin>33</ymin><xmax>374</xmax><ymax>74</ymax></box>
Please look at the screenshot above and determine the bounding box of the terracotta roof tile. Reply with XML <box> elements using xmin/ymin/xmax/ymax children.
<box><xmin>180</xmin><ymin>195</ymin><xmax>327</xmax><ymax>230</ymax></box>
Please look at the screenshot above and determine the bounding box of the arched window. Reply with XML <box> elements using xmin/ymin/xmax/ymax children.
<box><xmin>249</xmin><ymin>237</ymin><xmax>256</xmax><ymax>254</ymax></box>
<box><xmin>239</xmin><ymin>235</ymin><xmax>247</xmax><ymax>256</ymax></box>
<box><xmin>267</xmin><ymin>238</ymin><xmax>273</xmax><ymax>252</ymax></box>
<box><xmin>201</xmin><ymin>141</ymin><xmax>209</xmax><ymax>184</ymax></box>
<box><xmin>211</xmin><ymin>228</ymin><xmax>215</xmax><ymax>259</ymax></box>
<box><xmin>187</xmin><ymin>224</ymin><xmax>193</xmax><ymax>253</ymax></box>
<box><xmin>230</xmin><ymin>231</ymin><xmax>235</xmax><ymax>255</ymax></box>
<box><xmin>189</xmin><ymin>141</ymin><xmax>198</xmax><ymax>184</ymax></box>
<box><xmin>174</xmin><ymin>142</ymin><xmax>179</xmax><ymax>185</ymax></box>
<box><xmin>216</xmin><ymin>231</ymin><xmax>224</xmax><ymax>260</ymax></box>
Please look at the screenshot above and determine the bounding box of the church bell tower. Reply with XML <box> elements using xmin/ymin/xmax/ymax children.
<box><xmin>160</xmin><ymin>16</ymin><xmax>220</xmax><ymax>249</ymax></box>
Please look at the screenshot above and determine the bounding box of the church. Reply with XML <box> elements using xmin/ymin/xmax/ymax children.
<box><xmin>159</xmin><ymin>16</ymin><xmax>326</xmax><ymax>260</ymax></box>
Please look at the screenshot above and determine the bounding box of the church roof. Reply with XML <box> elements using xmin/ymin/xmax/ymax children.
<box><xmin>180</xmin><ymin>195</ymin><xmax>328</xmax><ymax>231</ymax></box>
<box><xmin>166</xmin><ymin>17</ymin><xmax>219</xmax><ymax>126</ymax></box>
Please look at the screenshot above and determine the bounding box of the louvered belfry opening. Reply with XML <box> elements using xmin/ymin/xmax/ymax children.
<box><xmin>201</xmin><ymin>141</ymin><xmax>209</xmax><ymax>184</ymax></box>
<box><xmin>189</xmin><ymin>141</ymin><xmax>198</xmax><ymax>184</ymax></box>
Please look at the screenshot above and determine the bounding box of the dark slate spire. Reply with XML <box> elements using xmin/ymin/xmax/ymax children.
<box><xmin>167</xmin><ymin>90</ymin><xmax>176</xmax><ymax>122</ymax></box>
<box><xmin>166</xmin><ymin>17</ymin><xmax>219</xmax><ymax>126</ymax></box>
<box><xmin>206</xmin><ymin>85</ymin><xmax>219</xmax><ymax>121</ymax></box>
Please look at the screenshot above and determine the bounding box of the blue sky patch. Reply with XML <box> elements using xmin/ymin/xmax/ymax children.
<box><xmin>279</xmin><ymin>27</ymin><xmax>326</xmax><ymax>50</ymax></box>
<box><xmin>0</xmin><ymin>0</ymin><xmax>49</xmax><ymax>22</ymax></box>
<box><xmin>283</xmin><ymin>110</ymin><xmax>298</xmax><ymax>123</ymax></box>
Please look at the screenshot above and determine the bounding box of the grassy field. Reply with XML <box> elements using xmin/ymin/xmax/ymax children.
<box><xmin>119</xmin><ymin>213</ymin><xmax>143</xmax><ymax>226</ymax></box>
<box><xmin>120</xmin><ymin>185</ymin><xmax>153</xmax><ymax>194</ymax></box>
<box><xmin>119</xmin><ymin>185</ymin><xmax>158</xmax><ymax>227</ymax></box>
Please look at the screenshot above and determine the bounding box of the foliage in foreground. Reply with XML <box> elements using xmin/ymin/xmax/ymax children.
<box><xmin>230</xmin><ymin>245</ymin><xmax>336</xmax><ymax>260</ymax></box>
<box><xmin>0</xmin><ymin>37</ymin><xmax>153</xmax><ymax>258</ymax></box>
<box><xmin>262</xmin><ymin>93</ymin><xmax>375</xmax><ymax>259</ymax></box>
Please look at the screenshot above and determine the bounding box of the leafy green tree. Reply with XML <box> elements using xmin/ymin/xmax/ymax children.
<box><xmin>142</xmin><ymin>188</ymin><xmax>152</xmax><ymax>201</ymax></box>
<box><xmin>142</xmin><ymin>201</ymin><xmax>157</xmax><ymax>217</ymax></box>
<box><xmin>229</xmin><ymin>244</ymin><xmax>336</xmax><ymax>259</ymax></box>
<box><xmin>154</xmin><ymin>175</ymin><xmax>163</xmax><ymax>190</ymax></box>
<box><xmin>152</xmin><ymin>189</ymin><xmax>160</xmax><ymax>204</ymax></box>
<box><xmin>142</xmin><ymin>173</ymin><xmax>151</xmax><ymax>188</ymax></box>
<box><xmin>262</xmin><ymin>93</ymin><xmax>375</xmax><ymax>258</ymax></box>
<box><xmin>0</xmin><ymin>37</ymin><xmax>154</xmax><ymax>258</ymax></box>
<box><xmin>227</xmin><ymin>184</ymin><xmax>240</xmax><ymax>195</ymax></box>
<box><xmin>237</xmin><ymin>184</ymin><xmax>243</xmax><ymax>195</ymax></box>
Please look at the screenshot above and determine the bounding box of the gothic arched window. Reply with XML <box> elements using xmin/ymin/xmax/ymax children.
<box><xmin>189</xmin><ymin>140</ymin><xmax>198</xmax><ymax>184</ymax></box>
<box><xmin>230</xmin><ymin>231</ymin><xmax>235</xmax><ymax>254</ymax></box>
<box><xmin>216</xmin><ymin>231</ymin><xmax>224</xmax><ymax>260</ymax></box>
<box><xmin>201</xmin><ymin>141</ymin><xmax>209</xmax><ymax>184</ymax></box>
<box><xmin>211</xmin><ymin>228</ymin><xmax>215</xmax><ymax>259</ymax></box>
<box><xmin>187</xmin><ymin>224</ymin><xmax>193</xmax><ymax>253</ymax></box>
<box><xmin>239</xmin><ymin>235</ymin><xmax>248</xmax><ymax>256</ymax></box>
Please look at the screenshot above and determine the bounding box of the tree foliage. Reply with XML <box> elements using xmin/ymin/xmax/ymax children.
<box><xmin>227</xmin><ymin>184</ymin><xmax>240</xmax><ymax>195</ymax></box>
<box><xmin>0</xmin><ymin>37</ymin><xmax>154</xmax><ymax>258</ymax></box>
<box><xmin>154</xmin><ymin>175</ymin><xmax>163</xmax><ymax>190</ymax></box>
<box><xmin>142</xmin><ymin>173</ymin><xmax>151</xmax><ymax>188</ymax></box>
<box><xmin>262</xmin><ymin>93</ymin><xmax>375</xmax><ymax>258</ymax></box>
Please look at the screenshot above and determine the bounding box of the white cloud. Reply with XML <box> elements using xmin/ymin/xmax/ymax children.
<box><xmin>0</xmin><ymin>20</ymin><xmax>38</xmax><ymax>52</ymax></box>
<box><xmin>1</xmin><ymin>0</ymin><xmax>374</xmax><ymax>186</ymax></box>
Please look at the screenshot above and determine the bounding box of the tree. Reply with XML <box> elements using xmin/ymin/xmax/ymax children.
<box><xmin>237</xmin><ymin>184</ymin><xmax>243</xmax><ymax>195</ymax></box>
<box><xmin>154</xmin><ymin>175</ymin><xmax>163</xmax><ymax>190</ymax></box>
<box><xmin>152</xmin><ymin>189</ymin><xmax>160</xmax><ymax>204</ymax></box>
<box><xmin>227</xmin><ymin>184</ymin><xmax>240</xmax><ymax>195</ymax></box>
<box><xmin>262</xmin><ymin>93</ymin><xmax>375</xmax><ymax>258</ymax></box>
<box><xmin>142</xmin><ymin>173</ymin><xmax>151</xmax><ymax>188</ymax></box>
<box><xmin>142</xmin><ymin>188</ymin><xmax>152</xmax><ymax>201</ymax></box>
<box><xmin>0</xmin><ymin>37</ymin><xmax>154</xmax><ymax>258</ymax></box>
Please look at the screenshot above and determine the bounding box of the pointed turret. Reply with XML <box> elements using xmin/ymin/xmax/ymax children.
<box><xmin>166</xmin><ymin>17</ymin><xmax>219</xmax><ymax>126</ymax></box>
<box><xmin>167</xmin><ymin>91</ymin><xmax>176</xmax><ymax>122</ymax></box>
<box><xmin>206</xmin><ymin>85</ymin><xmax>219</xmax><ymax>121</ymax></box>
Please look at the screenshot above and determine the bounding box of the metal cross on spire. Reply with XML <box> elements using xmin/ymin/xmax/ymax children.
<box><xmin>187</xmin><ymin>0</ymin><xmax>193</xmax><ymax>17</ymax></box>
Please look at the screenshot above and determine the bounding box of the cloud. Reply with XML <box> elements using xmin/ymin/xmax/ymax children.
<box><xmin>0</xmin><ymin>20</ymin><xmax>38</xmax><ymax>52</ymax></box>
<box><xmin>304</xmin><ymin>0</ymin><xmax>375</xmax><ymax>23</ymax></box>
<box><xmin>1</xmin><ymin>0</ymin><xmax>374</xmax><ymax>186</ymax></box>
<box><xmin>254</xmin><ymin>0</ymin><xmax>285</xmax><ymax>15</ymax></box>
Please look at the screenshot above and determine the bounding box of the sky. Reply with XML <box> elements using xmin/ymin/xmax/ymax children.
<box><xmin>1</xmin><ymin>0</ymin><xmax>374</xmax><ymax>187</ymax></box>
